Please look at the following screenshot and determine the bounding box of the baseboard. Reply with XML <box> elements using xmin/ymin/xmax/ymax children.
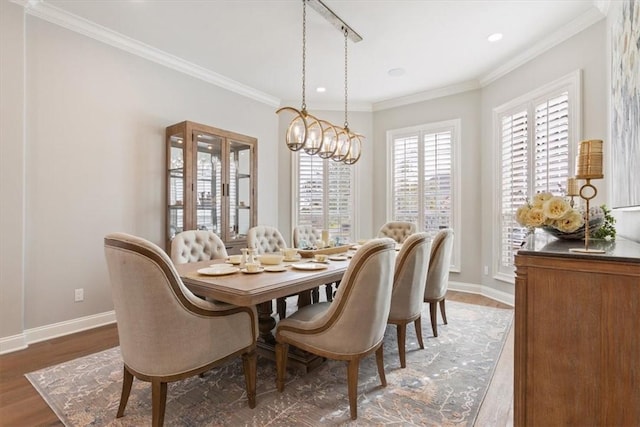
<box><xmin>449</xmin><ymin>281</ymin><xmax>514</xmax><ymax>307</ymax></box>
<box><xmin>0</xmin><ymin>333</ymin><xmax>28</xmax><ymax>355</ymax></box>
<box><xmin>0</xmin><ymin>311</ymin><xmax>116</xmax><ymax>355</ymax></box>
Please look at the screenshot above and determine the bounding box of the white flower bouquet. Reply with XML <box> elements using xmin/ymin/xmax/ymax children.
<box><xmin>516</xmin><ymin>192</ymin><xmax>585</xmax><ymax>234</ymax></box>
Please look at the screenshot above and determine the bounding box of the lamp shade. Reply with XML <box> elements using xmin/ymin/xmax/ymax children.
<box><xmin>575</xmin><ymin>139</ymin><xmax>603</xmax><ymax>179</ymax></box>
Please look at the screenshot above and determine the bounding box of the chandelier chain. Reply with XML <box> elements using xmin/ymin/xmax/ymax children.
<box><xmin>343</xmin><ymin>27</ymin><xmax>348</xmax><ymax>129</ymax></box>
<box><xmin>301</xmin><ymin>0</ymin><xmax>307</xmax><ymax>111</ymax></box>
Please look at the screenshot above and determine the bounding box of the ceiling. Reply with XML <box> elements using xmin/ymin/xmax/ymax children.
<box><xmin>36</xmin><ymin>0</ymin><xmax>605</xmax><ymax>110</ymax></box>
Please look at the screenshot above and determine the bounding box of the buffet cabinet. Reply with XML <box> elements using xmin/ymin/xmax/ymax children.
<box><xmin>514</xmin><ymin>235</ymin><xmax>640</xmax><ymax>427</ymax></box>
<box><xmin>165</xmin><ymin>121</ymin><xmax>257</xmax><ymax>253</ymax></box>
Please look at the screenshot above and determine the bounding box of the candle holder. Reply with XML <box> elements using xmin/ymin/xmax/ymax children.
<box><xmin>569</xmin><ymin>179</ymin><xmax>605</xmax><ymax>254</ymax></box>
<box><xmin>570</xmin><ymin>139</ymin><xmax>605</xmax><ymax>254</ymax></box>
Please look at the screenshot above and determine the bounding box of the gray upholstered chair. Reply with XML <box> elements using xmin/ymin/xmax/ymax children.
<box><xmin>293</xmin><ymin>225</ymin><xmax>332</xmax><ymax>302</ymax></box>
<box><xmin>377</xmin><ymin>221</ymin><xmax>417</xmax><ymax>244</ymax></box>
<box><xmin>170</xmin><ymin>230</ymin><xmax>228</xmax><ymax>264</ymax></box>
<box><xmin>104</xmin><ymin>232</ymin><xmax>257</xmax><ymax>427</ymax></box>
<box><xmin>292</xmin><ymin>225</ymin><xmax>322</xmax><ymax>248</ymax></box>
<box><xmin>247</xmin><ymin>226</ymin><xmax>291</xmax><ymax>319</ymax></box>
<box><xmin>275</xmin><ymin>238</ymin><xmax>396</xmax><ymax>420</ymax></box>
<box><xmin>424</xmin><ymin>228</ymin><xmax>454</xmax><ymax>337</ymax></box>
<box><xmin>387</xmin><ymin>232</ymin><xmax>431</xmax><ymax>368</ymax></box>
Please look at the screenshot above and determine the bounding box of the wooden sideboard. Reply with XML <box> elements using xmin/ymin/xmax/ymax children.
<box><xmin>514</xmin><ymin>235</ymin><xmax>640</xmax><ymax>427</ymax></box>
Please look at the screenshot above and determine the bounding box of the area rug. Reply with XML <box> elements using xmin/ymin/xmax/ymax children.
<box><xmin>26</xmin><ymin>301</ymin><xmax>513</xmax><ymax>426</ymax></box>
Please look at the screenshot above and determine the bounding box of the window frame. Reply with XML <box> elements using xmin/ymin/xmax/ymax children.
<box><xmin>291</xmin><ymin>151</ymin><xmax>357</xmax><ymax>242</ymax></box>
<box><xmin>492</xmin><ymin>70</ymin><xmax>582</xmax><ymax>282</ymax></box>
<box><xmin>386</xmin><ymin>119</ymin><xmax>461</xmax><ymax>272</ymax></box>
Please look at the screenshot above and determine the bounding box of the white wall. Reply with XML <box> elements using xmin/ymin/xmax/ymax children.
<box><xmin>0</xmin><ymin>1</ymin><xmax>26</xmax><ymax>344</ymax></box>
<box><xmin>7</xmin><ymin>14</ymin><xmax>278</xmax><ymax>337</ymax></box>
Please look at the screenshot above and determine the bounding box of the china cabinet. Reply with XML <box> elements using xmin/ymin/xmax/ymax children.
<box><xmin>165</xmin><ymin>121</ymin><xmax>257</xmax><ymax>253</ymax></box>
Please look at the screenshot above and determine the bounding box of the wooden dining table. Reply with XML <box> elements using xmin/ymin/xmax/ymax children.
<box><xmin>176</xmin><ymin>256</ymin><xmax>352</xmax><ymax>371</ymax></box>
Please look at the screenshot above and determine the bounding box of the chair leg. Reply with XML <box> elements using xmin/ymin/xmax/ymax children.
<box><xmin>414</xmin><ymin>316</ymin><xmax>424</xmax><ymax>349</ymax></box>
<box><xmin>375</xmin><ymin>345</ymin><xmax>387</xmax><ymax>387</ymax></box>
<box><xmin>440</xmin><ymin>299</ymin><xmax>448</xmax><ymax>325</ymax></box>
<box><xmin>276</xmin><ymin>298</ymin><xmax>286</xmax><ymax>320</ymax></box>
<box><xmin>242</xmin><ymin>349</ymin><xmax>257</xmax><ymax>408</ymax></box>
<box><xmin>396</xmin><ymin>323</ymin><xmax>407</xmax><ymax>368</ymax></box>
<box><xmin>116</xmin><ymin>365</ymin><xmax>133</xmax><ymax>418</ymax></box>
<box><xmin>429</xmin><ymin>302</ymin><xmax>438</xmax><ymax>337</ymax></box>
<box><xmin>311</xmin><ymin>286</ymin><xmax>320</xmax><ymax>303</ymax></box>
<box><xmin>151</xmin><ymin>378</ymin><xmax>167</xmax><ymax>427</ymax></box>
<box><xmin>275</xmin><ymin>342</ymin><xmax>289</xmax><ymax>392</ymax></box>
<box><xmin>347</xmin><ymin>358</ymin><xmax>361</xmax><ymax>420</ymax></box>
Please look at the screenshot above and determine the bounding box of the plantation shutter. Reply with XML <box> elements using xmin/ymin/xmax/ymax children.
<box><xmin>327</xmin><ymin>161</ymin><xmax>353</xmax><ymax>239</ymax></box>
<box><xmin>392</xmin><ymin>135</ymin><xmax>420</xmax><ymax>224</ymax></box>
<box><xmin>423</xmin><ymin>131</ymin><xmax>452</xmax><ymax>231</ymax></box>
<box><xmin>534</xmin><ymin>92</ymin><xmax>569</xmax><ymax>194</ymax></box>
<box><xmin>296</xmin><ymin>151</ymin><xmax>353</xmax><ymax>240</ymax></box>
<box><xmin>500</xmin><ymin>110</ymin><xmax>529</xmax><ymax>271</ymax></box>
<box><xmin>298</xmin><ymin>152</ymin><xmax>324</xmax><ymax>230</ymax></box>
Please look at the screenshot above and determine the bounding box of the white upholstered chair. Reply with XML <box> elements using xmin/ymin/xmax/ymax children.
<box><xmin>275</xmin><ymin>238</ymin><xmax>396</xmax><ymax>420</ymax></box>
<box><xmin>292</xmin><ymin>225</ymin><xmax>321</xmax><ymax>248</ymax></box>
<box><xmin>104</xmin><ymin>232</ymin><xmax>257</xmax><ymax>427</ymax></box>
<box><xmin>247</xmin><ymin>226</ymin><xmax>291</xmax><ymax>319</ymax></box>
<box><xmin>387</xmin><ymin>232</ymin><xmax>431</xmax><ymax>368</ymax></box>
<box><xmin>424</xmin><ymin>228</ymin><xmax>454</xmax><ymax>337</ymax></box>
<box><xmin>377</xmin><ymin>221</ymin><xmax>417</xmax><ymax>244</ymax></box>
<box><xmin>170</xmin><ymin>230</ymin><xmax>228</xmax><ymax>264</ymax></box>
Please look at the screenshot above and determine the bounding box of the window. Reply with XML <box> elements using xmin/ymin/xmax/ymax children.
<box><xmin>387</xmin><ymin>119</ymin><xmax>461</xmax><ymax>271</ymax></box>
<box><xmin>293</xmin><ymin>152</ymin><xmax>354</xmax><ymax>241</ymax></box>
<box><xmin>494</xmin><ymin>71</ymin><xmax>581</xmax><ymax>280</ymax></box>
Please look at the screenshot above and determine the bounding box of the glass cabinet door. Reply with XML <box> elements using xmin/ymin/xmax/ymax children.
<box><xmin>228</xmin><ymin>139</ymin><xmax>253</xmax><ymax>241</ymax></box>
<box><xmin>167</xmin><ymin>132</ymin><xmax>185</xmax><ymax>241</ymax></box>
<box><xmin>194</xmin><ymin>131</ymin><xmax>223</xmax><ymax>235</ymax></box>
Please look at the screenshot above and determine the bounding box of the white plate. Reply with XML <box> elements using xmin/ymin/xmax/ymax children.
<box><xmin>264</xmin><ymin>265</ymin><xmax>287</xmax><ymax>272</ymax></box>
<box><xmin>328</xmin><ymin>255</ymin><xmax>348</xmax><ymax>261</ymax></box>
<box><xmin>240</xmin><ymin>267</ymin><xmax>265</xmax><ymax>274</ymax></box>
<box><xmin>283</xmin><ymin>255</ymin><xmax>302</xmax><ymax>262</ymax></box>
<box><xmin>197</xmin><ymin>267</ymin><xmax>239</xmax><ymax>276</ymax></box>
<box><xmin>225</xmin><ymin>260</ymin><xmax>242</xmax><ymax>265</ymax></box>
<box><xmin>291</xmin><ymin>263</ymin><xmax>329</xmax><ymax>271</ymax></box>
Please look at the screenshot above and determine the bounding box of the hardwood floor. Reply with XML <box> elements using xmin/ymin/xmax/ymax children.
<box><xmin>0</xmin><ymin>291</ymin><xmax>513</xmax><ymax>426</ymax></box>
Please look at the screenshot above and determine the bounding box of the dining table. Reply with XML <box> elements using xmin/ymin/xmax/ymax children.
<box><xmin>176</xmin><ymin>255</ymin><xmax>353</xmax><ymax>371</ymax></box>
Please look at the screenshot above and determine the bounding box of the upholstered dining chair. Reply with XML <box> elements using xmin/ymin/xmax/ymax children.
<box><xmin>292</xmin><ymin>225</ymin><xmax>321</xmax><ymax>248</ymax></box>
<box><xmin>424</xmin><ymin>228</ymin><xmax>454</xmax><ymax>337</ymax></box>
<box><xmin>104</xmin><ymin>232</ymin><xmax>257</xmax><ymax>427</ymax></box>
<box><xmin>293</xmin><ymin>225</ymin><xmax>333</xmax><ymax>303</ymax></box>
<box><xmin>387</xmin><ymin>232</ymin><xmax>431</xmax><ymax>368</ymax></box>
<box><xmin>377</xmin><ymin>221</ymin><xmax>417</xmax><ymax>244</ymax></box>
<box><xmin>275</xmin><ymin>238</ymin><xmax>396</xmax><ymax>420</ymax></box>
<box><xmin>170</xmin><ymin>229</ymin><xmax>228</xmax><ymax>265</ymax></box>
<box><xmin>247</xmin><ymin>225</ymin><xmax>291</xmax><ymax>320</ymax></box>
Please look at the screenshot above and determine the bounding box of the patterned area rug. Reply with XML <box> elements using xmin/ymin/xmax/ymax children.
<box><xmin>26</xmin><ymin>301</ymin><xmax>512</xmax><ymax>426</ymax></box>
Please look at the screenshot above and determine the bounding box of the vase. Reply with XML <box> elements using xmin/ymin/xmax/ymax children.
<box><xmin>541</xmin><ymin>206</ymin><xmax>605</xmax><ymax>240</ymax></box>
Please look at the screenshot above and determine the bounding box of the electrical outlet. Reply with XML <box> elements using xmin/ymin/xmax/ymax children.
<box><xmin>74</xmin><ymin>288</ymin><xmax>84</xmax><ymax>302</ymax></box>
<box><xmin>483</xmin><ymin>265</ymin><xmax>489</xmax><ymax>275</ymax></box>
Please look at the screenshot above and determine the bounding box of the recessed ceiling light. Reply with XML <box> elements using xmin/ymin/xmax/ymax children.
<box><xmin>388</xmin><ymin>68</ymin><xmax>405</xmax><ymax>77</ymax></box>
<box><xmin>488</xmin><ymin>33</ymin><xmax>503</xmax><ymax>43</ymax></box>
<box><xmin>316</xmin><ymin>87</ymin><xmax>326</xmax><ymax>93</ymax></box>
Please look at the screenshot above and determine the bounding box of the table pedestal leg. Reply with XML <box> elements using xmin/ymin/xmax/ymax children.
<box><xmin>255</xmin><ymin>293</ymin><xmax>324</xmax><ymax>373</ymax></box>
<box><xmin>257</xmin><ymin>301</ymin><xmax>276</xmax><ymax>345</ymax></box>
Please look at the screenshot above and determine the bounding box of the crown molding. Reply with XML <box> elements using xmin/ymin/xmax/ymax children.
<box><xmin>479</xmin><ymin>7</ymin><xmax>606</xmax><ymax>87</ymax></box>
<box><xmin>15</xmin><ymin>0</ymin><xmax>281</xmax><ymax>107</ymax></box>
<box><xmin>372</xmin><ymin>80</ymin><xmax>481</xmax><ymax>111</ymax></box>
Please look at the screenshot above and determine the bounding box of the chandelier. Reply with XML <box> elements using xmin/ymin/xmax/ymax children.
<box><xmin>277</xmin><ymin>0</ymin><xmax>363</xmax><ymax>165</ymax></box>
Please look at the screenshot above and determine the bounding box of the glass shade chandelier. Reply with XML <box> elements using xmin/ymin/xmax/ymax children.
<box><xmin>277</xmin><ymin>0</ymin><xmax>362</xmax><ymax>165</ymax></box>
